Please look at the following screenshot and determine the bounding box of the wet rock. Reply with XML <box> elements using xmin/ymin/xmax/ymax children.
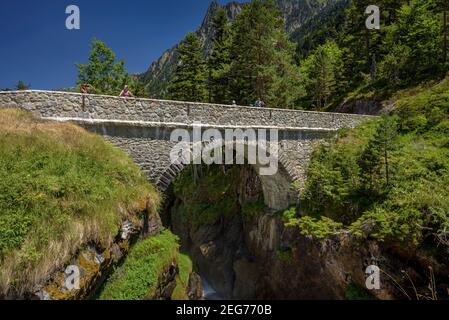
<box><xmin>233</xmin><ymin>258</ymin><xmax>259</xmax><ymax>299</ymax></box>
<box><xmin>151</xmin><ymin>262</ymin><xmax>178</xmax><ymax>300</ymax></box>
<box><xmin>187</xmin><ymin>272</ymin><xmax>203</xmax><ymax>300</ymax></box>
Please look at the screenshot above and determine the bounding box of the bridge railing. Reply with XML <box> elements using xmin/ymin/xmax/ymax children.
<box><xmin>0</xmin><ymin>90</ymin><xmax>375</xmax><ymax>130</ymax></box>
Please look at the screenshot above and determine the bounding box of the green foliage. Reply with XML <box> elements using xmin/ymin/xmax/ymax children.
<box><xmin>77</xmin><ymin>39</ymin><xmax>143</xmax><ymax>96</ymax></box>
<box><xmin>141</xmin><ymin>0</ymin><xmax>449</xmax><ymax>108</ymax></box>
<box><xmin>277</xmin><ymin>206</ymin><xmax>297</xmax><ymax>221</ymax></box>
<box><xmin>301</xmin><ymin>120</ymin><xmax>379</xmax><ymax>223</ymax></box>
<box><xmin>228</xmin><ymin>0</ymin><xmax>302</xmax><ymax>108</ymax></box>
<box><xmin>378</xmin><ymin>0</ymin><xmax>442</xmax><ymax>85</ymax></box>
<box><xmin>289</xmin><ymin>216</ymin><xmax>344</xmax><ymax>240</ymax></box>
<box><xmin>241</xmin><ymin>199</ymin><xmax>267</xmax><ymax>220</ymax></box>
<box><xmin>395</xmin><ymin>77</ymin><xmax>449</xmax><ymax>132</ymax></box>
<box><xmin>275</xmin><ymin>247</ymin><xmax>294</xmax><ymax>264</ymax></box>
<box><xmin>293</xmin><ymin>0</ymin><xmax>349</xmax><ymax>60</ymax></box>
<box><xmin>167</xmin><ymin>33</ymin><xmax>207</xmax><ymax>102</ymax></box>
<box><xmin>98</xmin><ymin>229</ymin><xmax>179</xmax><ymax>300</ymax></box>
<box><xmin>299</xmin><ymin>41</ymin><xmax>345</xmax><ymax>109</ymax></box>
<box><xmin>173</xmin><ymin>165</ymin><xmax>241</xmax><ymax>226</ymax></box>
<box><xmin>171</xmin><ymin>252</ymin><xmax>193</xmax><ymax>300</ymax></box>
<box><xmin>300</xmin><ymin>79</ymin><xmax>449</xmax><ymax>245</ymax></box>
<box><xmin>15</xmin><ymin>81</ymin><xmax>30</xmax><ymax>91</ymax></box>
<box><xmin>345</xmin><ymin>283</ymin><xmax>376</xmax><ymax>300</ymax></box>
<box><xmin>0</xmin><ymin>109</ymin><xmax>159</xmax><ymax>295</ymax></box>
<box><xmin>207</xmin><ymin>8</ymin><xmax>232</xmax><ymax>104</ymax></box>
<box><xmin>298</xmin><ymin>0</ymin><xmax>449</xmax><ymax>108</ymax></box>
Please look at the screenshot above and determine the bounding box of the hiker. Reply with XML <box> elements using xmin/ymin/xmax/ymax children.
<box><xmin>119</xmin><ymin>85</ymin><xmax>134</xmax><ymax>98</ymax></box>
<box><xmin>255</xmin><ymin>98</ymin><xmax>264</xmax><ymax>108</ymax></box>
<box><xmin>232</xmin><ymin>100</ymin><xmax>237</xmax><ymax>106</ymax></box>
<box><xmin>80</xmin><ymin>84</ymin><xmax>90</xmax><ymax>111</ymax></box>
<box><xmin>80</xmin><ymin>83</ymin><xmax>90</xmax><ymax>94</ymax></box>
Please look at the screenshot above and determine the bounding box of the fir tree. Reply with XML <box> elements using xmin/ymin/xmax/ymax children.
<box><xmin>300</xmin><ymin>41</ymin><xmax>344</xmax><ymax>109</ymax></box>
<box><xmin>15</xmin><ymin>81</ymin><xmax>30</xmax><ymax>91</ymax></box>
<box><xmin>76</xmin><ymin>39</ymin><xmax>129</xmax><ymax>95</ymax></box>
<box><xmin>228</xmin><ymin>0</ymin><xmax>301</xmax><ymax>108</ymax></box>
<box><xmin>207</xmin><ymin>8</ymin><xmax>232</xmax><ymax>104</ymax></box>
<box><xmin>167</xmin><ymin>32</ymin><xmax>207</xmax><ymax>102</ymax></box>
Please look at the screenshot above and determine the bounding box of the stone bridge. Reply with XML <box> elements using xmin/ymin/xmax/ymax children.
<box><xmin>0</xmin><ymin>91</ymin><xmax>373</xmax><ymax>210</ymax></box>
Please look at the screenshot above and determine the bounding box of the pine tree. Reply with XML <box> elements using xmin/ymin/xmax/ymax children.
<box><xmin>300</xmin><ymin>41</ymin><xmax>344</xmax><ymax>110</ymax></box>
<box><xmin>15</xmin><ymin>81</ymin><xmax>30</xmax><ymax>91</ymax></box>
<box><xmin>76</xmin><ymin>39</ymin><xmax>129</xmax><ymax>95</ymax></box>
<box><xmin>228</xmin><ymin>0</ymin><xmax>301</xmax><ymax>108</ymax></box>
<box><xmin>207</xmin><ymin>8</ymin><xmax>232</xmax><ymax>104</ymax></box>
<box><xmin>167</xmin><ymin>32</ymin><xmax>207</xmax><ymax>102</ymax></box>
<box><xmin>338</xmin><ymin>0</ymin><xmax>402</xmax><ymax>85</ymax></box>
<box><xmin>386</xmin><ymin>0</ymin><xmax>441</xmax><ymax>79</ymax></box>
<box><xmin>432</xmin><ymin>0</ymin><xmax>449</xmax><ymax>64</ymax></box>
<box><xmin>359</xmin><ymin>116</ymin><xmax>398</xmax><ymax>191</ymax></box>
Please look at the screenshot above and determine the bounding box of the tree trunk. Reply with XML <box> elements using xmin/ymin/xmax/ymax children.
<box><xmin>444</xmin><ymin>10</ymin><xmax>448</xmax><ymax>64</ymax></box>
<box><xmin>365</xmin><ymin>29</ymin><xmax>370</xmax><ymax>72</ymax></box>
<box><xmin>384</xmin><ymin>145</ymin><xmax>390</xmax><ymax>186</ymax></box>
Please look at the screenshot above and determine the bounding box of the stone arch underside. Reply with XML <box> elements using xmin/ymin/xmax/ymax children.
<box><xmin>56</xmin><ymin>121</ymin><xmax>336</xmax><ymax>211</ymax></box>
<box><xmin>156</xmin><ymin>145</ymin><xmax>298</xmax><ymax>211</ymax></box>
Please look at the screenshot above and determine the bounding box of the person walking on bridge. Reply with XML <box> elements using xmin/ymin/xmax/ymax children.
<box><xmin>255</xmin><ymin>98</ymin><xmax>264</xmax><ymax>108</ymax></box>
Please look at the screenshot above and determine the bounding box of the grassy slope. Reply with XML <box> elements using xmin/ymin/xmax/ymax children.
<box><xmin>0</xmin><ymin>109</ymin><xmax>160</xmax><ymax>296</ymax></box>
<box><xmin>98</xmin><ymin>229</ymin><xmax>179</xmax><ymax>300</ymax></box>
<box><xmin>296</xmin><ymin>77</ymin><xmax>449</xmax><ymax>245</ymax></box>
<box><xmin>171</xmin><ymin>252</ymin><xmax>193</xmax><ymax>300</ymax></box>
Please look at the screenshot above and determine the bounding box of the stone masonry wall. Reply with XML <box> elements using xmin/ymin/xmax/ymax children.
<box><xmin>0</xmin><ymin>90</ymin><xmax>373</xmax><ymax>130</ymax></box>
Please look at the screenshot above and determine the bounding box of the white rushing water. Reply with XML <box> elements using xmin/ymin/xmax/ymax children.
<box><xmin>201</xmin><ymin>277</ymin><xmax>223</xmax><ymax>300</ymax></box>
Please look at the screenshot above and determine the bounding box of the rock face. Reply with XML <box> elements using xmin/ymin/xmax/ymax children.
<box><xmin>34</xmin><ymin>203</ymin><xmax>163</xmax><ymax>300</ymax></box>
<box><xmin>166</xmin><ymin>164</ymin><xmax>449</xmax><ymax>300</ymax></box>
<box><xmin>151</xmin><ymin>262</ymin><xmax>179</xmax><ymax>300</ymax></box>
<box><xmin>187</xmin><ymin>272</ymin><xmax>203</xmax><ymax>300</ymax></box>
<box><xmin>168</xmin><ymin>165</ymin><xmax>265</xmax><ymax>299</ymax></box>
<box><xmin>139</xmin><ymin>0</ymin><xmax>344</xmax><ymax>98</ymax></box>
<box><xmin>335</xmin><ymin>97</ymin><xmax>385</xmax><ymax>115</ymax></box>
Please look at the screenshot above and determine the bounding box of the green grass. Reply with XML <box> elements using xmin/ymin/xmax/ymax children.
<box><xmin>0</xmin><ymin>109</ymin><xmax>160</xmax><ymax>296</ymax></box>
<box><xmin>241</xmin><ymin>199</ymin><xmax>267</xmax><ymax>220</ymax></box>
<box><xmin>171</xmin><ymin>252</ymin><xmax>193</xmax><ymax>300</ymax></box>
<box><xmin>276</xmin><ymin>206</ymin><xmax>297</xmax><ymax>221</ymax></box>
<box><xmin>345</xmin><ymin>283</ymin><xmax>376</xmax><ymax>300</ymax></box>
<box><xmin>98</xmin><ymin>229</ymin><xmax>179</xmax><ymax>300</ymax></box>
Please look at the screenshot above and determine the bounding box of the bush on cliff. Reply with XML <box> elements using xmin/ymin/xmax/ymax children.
<box><xmin>98</xmin><ymin>229</ymin><xmax>179</xmax><ymax>300</ymax></box>
<box><xmin>0</xmin><ymin>109</ymin><xmax>160</xmax><ymax>297</ymax></box>
<box><xmin>298</xmin><ymin>77</ymin><xmax>449</xmax><ymax>246</ymax></box>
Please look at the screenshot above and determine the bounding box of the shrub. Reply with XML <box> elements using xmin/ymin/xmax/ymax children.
<box><xmin>98</xmin><ymin>229</ymin><xmax>179</xmax><ymax>300</ymax></box>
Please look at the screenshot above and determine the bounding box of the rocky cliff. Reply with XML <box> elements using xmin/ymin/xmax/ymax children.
<box><xmin>165</xmin><ymin>163</ymin><xmax>449</xmax><ymax>300</ymax></box>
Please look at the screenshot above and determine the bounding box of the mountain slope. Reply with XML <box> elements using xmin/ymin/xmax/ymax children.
<box><xmin>139</xmin><ymin>0</ymin><xmax>346</xmax><ymax>99</ymax></box>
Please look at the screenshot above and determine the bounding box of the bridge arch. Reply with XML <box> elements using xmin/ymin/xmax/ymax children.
<box><xmin>155</xmin><ymin>139</ymin><xmax>299</xmax><ymax>211</ymax></box>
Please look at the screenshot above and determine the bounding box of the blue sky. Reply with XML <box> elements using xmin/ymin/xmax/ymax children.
<box><xmin>0</xmin><ymin>0</ymin><xmax>245</xmax><ymax>90</ymax></box>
